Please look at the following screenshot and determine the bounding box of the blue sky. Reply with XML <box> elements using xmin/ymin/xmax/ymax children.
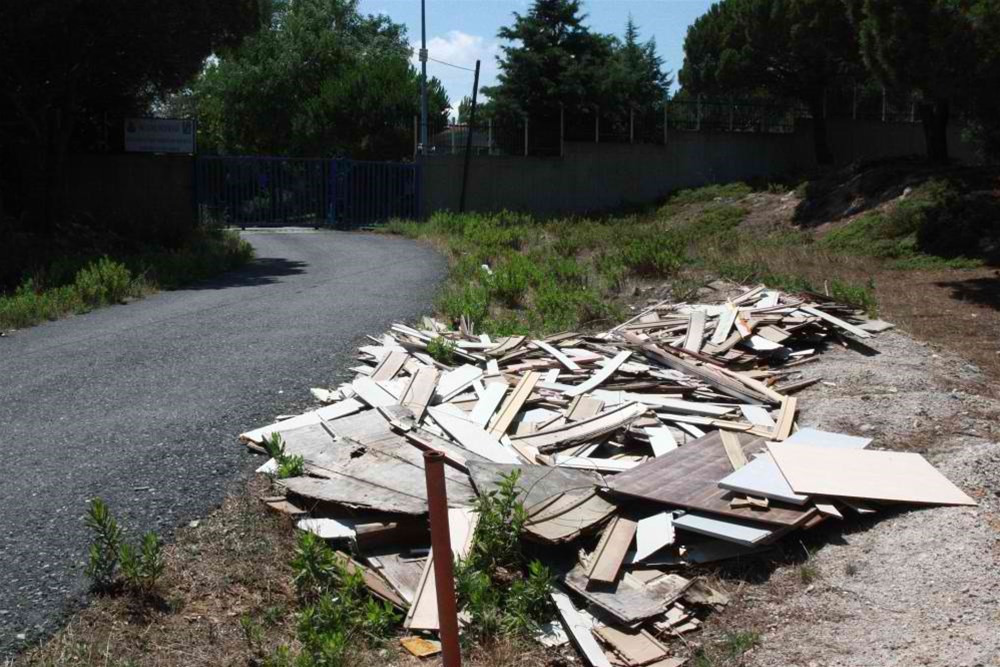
<box><xmin>358</xmin><ymin>0</ymin><xmax>715</xmax><ymax>113</ymax></box>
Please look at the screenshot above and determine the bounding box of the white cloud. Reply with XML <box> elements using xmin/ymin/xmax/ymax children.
<box><xmin>411</xmin><ymin>31</ymin><xmax>500</xmax><ymax>111</ymax></box>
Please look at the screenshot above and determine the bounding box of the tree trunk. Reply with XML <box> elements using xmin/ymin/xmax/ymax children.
<box><xmin>919</xmin><ymin>98</ymin><xmax>950</xmax><ymax>163</ymax></box>
<box><xmin>807</xmin><ymin>99</ymin><xmax>833</xmax><ymax>166</ymax></box>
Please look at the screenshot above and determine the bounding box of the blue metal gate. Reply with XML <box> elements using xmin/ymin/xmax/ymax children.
<box><xmin>195</xmin><ymin>156</ymin><xmax>419</xmax><ymax>228</ymax></box>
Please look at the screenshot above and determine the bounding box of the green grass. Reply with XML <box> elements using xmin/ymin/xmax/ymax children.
<box><xmin>692</xmin><ymin>630</ymin><xmax>762</xmax><ymax>667</ymax></box>
<box><xmin>0</xmin><ymin>229</ymin><xmax>254</xmax><ymax>330</ymax></box>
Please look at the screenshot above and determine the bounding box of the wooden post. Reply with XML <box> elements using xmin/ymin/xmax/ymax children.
<box><xmin>881</xmin><ymin>86</ymin><xmax>887</xmax><ymax>122</ymax></box>
<box><xmin>663</xmin><ymin>102</ymin><xmax>668</xmax><ymax>144</ymax></box>
<box><xmin>523</xmin><ymin>116</ymin><xmax>529</xmax><ymax>157</ymax></box>
<box><xmin>413</xmin><ymin>115</ymin><xmax>418</xmax><ymax>158</ymax></box>
<box><xmin>488</xmin><ymin>118</ymin><xmax>493</xmax><ymax>155</ymax></box>
<box><xmin>559</xmin><ymin>104</ymin><xmax>565</xmax><ymax>157</ymax></box>
<box><xmin>423</xmin><ymin>452</ymin><xmax>462</xmax><ymax>667</ymax></box>
<box><xmin>594</xmin><ymin>107</ymin><xmax>599</xmax><ymax>143</ymax></box>
<box><xmin>629</xmin><ymin>108</ymin><xmax>634</xmax><ymax>143</ymax></box>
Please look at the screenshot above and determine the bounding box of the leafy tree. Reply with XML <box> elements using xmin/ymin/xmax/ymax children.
<box><xmin>680</xmin><ymin>0</ymin><xmax>861</xmax><ymax>164</ymax></box>
<box><xmin>457</xmin><ymin>96</ymin><xmax>474</xmax><ymax>125</ymax></box>
<box><xmin>193</xmin><ymin>0</ymin><xmax>449</xmax><ymax>159</ymax></box>
<box><xmin>848</xmin><ymin>0</ymin><xmax>991</xmax><ymax>162</ymax></box>
<box><xmin>605</xmin><ymin>16</ymin><xmax>673</xmax><ymax>114</ymax></box>
<box><xmin>483</xmin><ymin>0</ymin><xmax>614</xmax><ymax>118</ymax></box>
<box><xmin>0</xmin><ymin>0</ymin><xmax>261</xmax><ymax>228</ymax></box>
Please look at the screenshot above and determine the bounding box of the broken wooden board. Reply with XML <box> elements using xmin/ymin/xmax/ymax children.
<box><xmin>645</xmin><ymin>426</ymin><xmax>678</xmax><ymax>457</ymax></box>
<box><xmin>672</xmin><ymin>512</ymin><xmax>777</xmax><ymax>546</ymax></box>
<box><xmin>436</xmin><ymin>364</ymin><xmax>484</xmax><ymax>401</ymax></box>
<box><xmin>533</xmin><ymin>339</ymin><xmax>582</xmax><ymax>371</ymax></box>
<box><xmin>489</xmin><ymin>371</ymin><xmax>540</xmax><ymax>436</ymax></box>
<box><xmin>468</xmin><ymin>462</ymin><xmax>617</xmax><ymax>543</ymax></box>
<box><xmin>427</xmin><ymin>407</ymin><xmax>521</xmax><ymax>464</ymax></box>
<box><xmin>352</xmin><ymin>377</ymin><xmax>398</xmax><ymax>408</ymax></box>
<box><xmin>717</xmin><ymin>452</ymin><xmax>809</xmax><ymax>506</ymax></box>
<box><xmin>469</xmin><ymin>381</ymin><xmax>508</xmax><ymax>426</ymax></box>
<box><xmin>720</xmin><ymin>430</ymin><xmax>749</xmax><ymax>470</ymax></box>
<box><xmin>772</xmin><ymin>396</ymin><xmax>797</xmax><ymax>441</ymax></box>
<box><xmin>594</xmin><ymin>625</ymin><xmax>671</xmax><ymax>667</ymax></box>
<box><xmin>551</xmin><ymin>591</ymin><xmax>611</xmax><ymax>667</ymax></box>
<box><xmin>240</xmin><ymin>398</ymin><xmax>364</xmax><ymax>443</ymax></box>
<box><xmin>405</xmin><ymin>508</ymin><xmax>479</xmax><ymax>631</ymax></box>
<box><xmin>607</xmin><ymin>431</ymin><xmax>816</xmax><ymax>527</ymax></box>
<box><xmin>562</xmin><ymin>564</ymin><xmax>692</xmax><ymax>624</ymax></box>
<box><xmin>768</xmin><ymin>443</ymin><xmax>977</xmax><ymax>506</ymax></box>
<box><xmin>586</xmin><ymin>514</ymin><xmax>638</xmax><ymax>584</ymax></box>
<box><xmin>684</xmin><ymin>310</ymin><xmax>706</xmax><ymax>354</ymax></box>
<box><xmin>564</xmin><ymin>351</ymin><xmax>632</xmax><ymax>397</ymax></box>
<box><xmin>800</xmin><ymin>304</ymin><xmax>873</xmax><ymax>339</ymax></box>
<box><xmin>400</xmin><ymin>636</ymin><xmax>441</xmax><ymax>658</ymax></box>
<box><xmin>368</xmin><ymin>551</ymin><xmax>426</xmax><ymax>604</ymax></box>
<box><xmin>332</xmin><ymin>551</ymin><xmax>407</xmax><ymax>608</ymax></box>
<box><xmin>632</xmin><ymin>511</ymin><xmax>675</xmax><ymax>563</ymax></box>
<box><xmin>784</xmin><ymin>427</ymin><xmax>871</xmax><ymax>449</ymax></box>
<box><xmin>399</xmin><ymin>366</ymin><xmax>439</xmax><ymax>422</ymax></box>
<box><xmin>371</xmin><ymin>350</ymin><xmax>408</xmax><ymax>381</ymax></box>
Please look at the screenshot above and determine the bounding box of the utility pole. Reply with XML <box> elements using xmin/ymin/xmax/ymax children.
<box><xmin>420</xmin><ymin>0</ymin><xmax>428</xmax><ymax>155</ymax></box>
<box><xmin>459</xmin><ymin>60</ymin><xmax>481</xmax><ymax>213</ymax></box>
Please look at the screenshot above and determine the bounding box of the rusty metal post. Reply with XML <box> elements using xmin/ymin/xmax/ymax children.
<box><xmin>423</xmin><ymin>451</ymin><xmax>462</xmax><ymax>667</ymax></box>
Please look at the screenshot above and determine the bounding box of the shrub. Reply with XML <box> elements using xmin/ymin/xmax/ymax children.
<box><xmin>488</xmin><ymin>253</ymin><xmax>542</xmax><ymax>307</ymax></box>
<box><xmin>74</xmin><ymin>257</ymin><xmax>136</xmax><ymax>306</ymax></box>
<box><xmin>614</xmin><ymin>232</ymin><xmax>685</xmax><ymax>277</ymax></box>
<box><xmin>263</xmin><ymin>433</ymin><xmax>305</xmax><ymax>479</ymax></box>
<box><xmin>437</xmin><ymin>283</ymin><xmax>490</xmax><ymax>324</ymax></box>
<box><xmin>119</xmin><ymin>531</ymin><xmax>165</xmax><ymax>594</ymax></box>
<box><xmin>426</xmin><ymin>336</ymin><xmax>457</xmax><ymax>365</ymax></box>
<box><xmin>84</xmin><ymin>498</ymin><xmax>124</xmax><ymax>591</ymax></box>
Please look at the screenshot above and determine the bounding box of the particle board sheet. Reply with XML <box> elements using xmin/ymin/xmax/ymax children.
<box><xmin>594</xmin><ymin>626</ymin><xmax>670</xmax><ymax>667</ymax></box>
<box><xmin>468</xmin><ymin>381</ymin><xmax>508</xmax><ymax>426</ymax></box>
<box><xmin>371</xmin><ymin>350</ymin><xmax>408</xmax><ymax>381</ymax></box>
<box><xmin>607</xmin><ymin>431</ymin><xmax>815</xmax><ymax>527</ymax></box>
<box><xmin>586</xmin><ymin>514</ymin><xmax>638</xmax><ymax>584</ymax></box>
<box><xmin>767</xmin><ymin>443</ymin><xmax>977</xmax><ymax>506</ymax></box>
<box><xmin>551</xmin><ymin>591</ymin><xmax>612</xmax><ymax>667</ymax></box>
<box><xmin>799</xmin><ymin>305</ymin><xmax>873</xmax><ymax>339</ymax></box>
<box><xmin>564</xmin><ymin>351</ymin><xmax>632</xmax><ymax>397</ymax></box>
<box><xmin>405</xmin><ymin>508</ymin><xmax>479</xmax><ymax>630</ymax></box>
<box><xmin>717</xmin><ymin>453</ymin><xmax>809</xmax><ymax>505</ymax></box>
<box><xmin>632</xmin><ymin>511</ymin><xmax>675</xmax><ymax>563</ymax></box>
<box><xmin>533</xmin><ymin>339</ymin><xmax>582</xmax><ymax>371</ymax></box>
<box><xmin>511</xmin><ymin>402</ymin><xmax>648</xmax><ymax>454</ymax></box>
<box><xmin>352</xmin><ymin>376</ymin><xmax>398</xmax><ymax>408</ymax></box>
<box><xmin>561</xmin><ymin>564</ymin><xmax>692</xmax><ymax>624</ymax></box>
<box><xmin>645</xmin><ymin>427</ymin><xmax>678</xmax><ymax>457</ymax></box>
<box><xmin>436</xmin><ymin>364</ymin><xmax>484</xmax><ymax>401</ymax></box>
<box><xmin>672</xmin><ymin>512</ymin><xmax>776</xmax><ymax>547</ymax></box>
<box><xmin>468</xmin><ymin>462</ymin><xmax>617</xmax><ymax>543</ymax></box>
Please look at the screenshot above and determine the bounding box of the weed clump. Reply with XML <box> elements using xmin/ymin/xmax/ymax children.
<box><xmin>455</xmin><ymin>470</ymin><xmax>555</xmax><ymax>643</ymax></box>
<box><xmin>427</xmin><ymin>335</ymin><xmax>457</xmax><ymax>364</ymax></box>
<box><xmin>263</xmin><ymin>433</ymin><xmax>305</xmax><ymax>479</ymax></box>
<box><xmin>84</xmin><ymin>498</ymin><xmax>164</xmax><ymax>596</ymax></box>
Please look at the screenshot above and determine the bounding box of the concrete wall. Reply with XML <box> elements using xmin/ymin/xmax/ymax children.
<box><xmin>61</xmin><ymin>154</ymin><xmax>195</xmax><ymax>241</ymax></box>
<box><xmin>420</xmin><ymin>119</ymin><xmax>978</xmax><ymax>218</ymax></box>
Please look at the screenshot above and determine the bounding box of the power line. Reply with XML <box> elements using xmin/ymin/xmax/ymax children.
<box><xmin>427</xmin><ymin>56</ymin><xmax>477</xmax><ymax>72</ymax></box>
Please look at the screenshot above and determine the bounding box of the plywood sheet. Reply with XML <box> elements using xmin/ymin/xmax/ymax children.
<box><xmin>717</xmin><ymin>453</ymin><xmax>809</xmax><ymax>505</ymax></box>
<box><xmin>768</xmin><ymin>443</ymin><xmax>977</xmax><ymax>506</ymax></box>
<box><xmin>632</xmin><ymin>512</ymin><xmax>675</xmax><ymax>562</ymax></box>
<box><xmin>608</xmin><ymin>431</ymin><xmax>815</xmax><ymax>527</ymax></box>
<box><xmin>562</xmin><ymin>564</ymin><xmax>691</xmax><ymax>624</ymax></box>
<box><xmin>586</xmin><ymin>514</ymin><xmax>637</xmax><ymax>583</ymax></box>
<box><xmin>405</xmin><ymin>508</ymin><xmax>478</xmax><ymax>630</ymax></box>
<box><xmin>784</xmin><ymin>427</ymin><xmax>871</xmax><ymax>449</ymax></box>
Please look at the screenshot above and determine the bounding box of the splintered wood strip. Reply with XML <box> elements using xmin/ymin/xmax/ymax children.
<box><xmin>683</xmin><ymin>310</ymin><xmax>706</xmax><ymax>354</ymax></box>
<box><xmin>564</xmin><ymin>351</ymin><xmax>632</xmax><ymax>398</ymax></box>
<box><xmin>512</xmin><ymin>402</ymin><xmax>648</xmax><ymax>454</ymax></box>
<box><xmin>772</xmin><ymin>396</ymin><xmax>798</xmax><ymax>441</ymax></box>
<box><xmin>533</xmin><ymin>339</ymin><xmax>582</xmax><ymax>371</ymax></box>
<box><xmin>399</xmin><ymin>366</ymin><xmax>439</xmax><ymax>422</ymax></box>
<box><xmin>331</xmin><ymin>551</ymin><xmax>407</xmax><ymax>608</ymax></box>
<box><xmin>405</xmin><ymin>508</ymin><xmax>479</xmax><ymax>630</ymax></box>
<box><xmin>710</xmin><ymin>304</ymin><xmax>738</xmax><ymax>345</ymax></box>
<box><xmin>488</xmin><ymin>371</ymin><xmax>541</xmax><ymax>436</ymax></box>
<box><xmin>469</xmin><ymin>381</ymin><xmax>508</xmax><ymax>426</ymax></box>
<box><xmin>371</xmin><ymin>350</ymin><xmax>408</xmax><ymax>381</ymax></box>
<box><xmin>551</xmin><ymin>592</ymin><xmax>612</xmax><ymax>667</ymax></box>
<box><xmin>720</xmin><ymin>430</ymin><xmax>749</xmax><ymax>470</ymax></box>
<box><xmin>594</xmin><ymin>626</ymin><xmax>670</xmax><ymax>666</ymax></box>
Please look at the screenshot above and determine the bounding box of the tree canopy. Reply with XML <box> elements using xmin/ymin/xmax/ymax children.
<box><xmin>679</xmin><ymin>0</ymin><xmax>861</xmax><ymax>164</ymax></box>
<box><xmin>191</xmin><ymin>0</ymin><xmax>449</xmax><ymax>159</ymax></box>
<box><xmin>483</xmin><ymin>0</ymin><xmax>670</xmax><ymax>120</ymax></box>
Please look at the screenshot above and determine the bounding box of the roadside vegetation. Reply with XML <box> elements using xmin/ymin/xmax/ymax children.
<box><xmin>0</xmin><ymin>228</ymin><xmax>254</xmax><ymax>331</ymax></box>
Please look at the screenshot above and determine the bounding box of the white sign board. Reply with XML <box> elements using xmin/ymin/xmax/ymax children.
<box><xmin>124</xmin><ymin>118</ymin><xmax>196</xmax><ymax>154</ymax></box>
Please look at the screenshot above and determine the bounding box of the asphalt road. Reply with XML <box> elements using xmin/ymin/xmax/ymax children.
<box><xmin>0</xmin><ymin>229</ymin><xmax>445</xmax><ymax>657</ymax></box>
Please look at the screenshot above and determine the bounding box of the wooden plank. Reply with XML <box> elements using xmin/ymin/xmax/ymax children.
<box><xmin>586</xmin><ymin>514</ymin><xmax>638</xmax><ymax>584</ymax></box>
<box><xmin>353</xmin><ymin>377</ymin><xmax>398</xmax><ymax>408</ymax></box>
<box><xmin>710</xmin><ymin>304</ymin><xmax>738</xmax><ymax>345</ymax></box>
<box><xmin>512</xmin><ymin>402</ymin><xmax>648</xmax><ymax>454</ymax></box>
<box><xmin>405</xmin><ymin>508</ymin><xmax>479</xmax><ymax>630</ymax></box>
<box><xmin>331</xmin><ymin>551</ymin><xmax>407</xmax><ymax>608</ymax></box>
<box><xmin>371</xmin><ymin>350</ymin><xmax>408</xmax><ymax>381</ymax></box>
<box><xmin>488</xmin><ymin>371</ymin><xmax>540</xmax><ymax>436</ymax></box>
<box><xmin>683</xmin><ymin>310</ymin><xmax>706</xmax><ymax>354</ymax></box>
<box><xmin>607</xmin><ymin>431</ymin><xmax>815</xmax><ymax>527</ymax></box>
<box><xmin>399</xmin><ymin>366</ymin><xmax>439</xmax><ymax>421</ymax></box>
<box><xmin>800</xmin><ymin>304</ymin><xmax>873</xmax><ymax>339</ymax></box>
<box><xmin>469</xmin><ymin>382</ymin><xmax>508</xmax><ymax>426</ymax></box>
<box><xmin>533</xmin><ymin>339</ymin><xmax>582</xmax><ymax>371</ymax></box>
<box><xmin>594</xmin><ymin>626</ymin><xmax>670</xmax><ymax>666</ymax></box>
<box><xmin>567</xmin><ymin>395</ymin><xmax>605</xmax><ymax>421</ymax></box>
<box><xmin>564</xmin><ymin>351</ymin><xmax>632</xmax><ymax>398</ymax></box>
<box><xmin>428</xmin><ymin>407</ymin><xmax>521</xmax><ymax>464</ymax></box>
<box><xmin>784</xmin><ymin>427</ymin><xmax>870</xmax><ymax>449</ymax></box>
<box><xmin>768</xmin><ymin>443</ymin><xmax>977</xmax><ymax>506</ymax></box>
<box><xmin>436</xmin><ymin>364</ymin><xmax>483</xmax><ymax>401</ymax></box>
<box><xmin>720</xmin><ymin>430</ymin><xmax>749</xmax><ymax>470</ymax></box>
<box><xmin>550</xmin><ymin>455</ymin><xmax>641</xmax><ymax>473</ymax></box>
<box><xmin>562</xmin><ymin>565</ymin><xmax>692</xmax><ymax>624</ymax></box>
<box><xmin>772</xmin><ymin>396</ymin><xmax>797</xmax><ymax>441</ymax></box>
<box><xmin>739</xmin><ymin>405</ymin><xmax>775</xmax><ymax>428</ymax></box>
<box><xmin>551</xmin><ymin>591</ymin><xmax>612</xmax><ymax>667</ymax></box>
<box><xmin>632</xmin><ymin>512</ymin><xmax>675</xmax><ymax>562</ymax></box>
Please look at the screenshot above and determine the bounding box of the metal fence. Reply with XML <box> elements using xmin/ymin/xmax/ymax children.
<box><xmin>195</xmin><ymin>156</ymin><xmax>419</xmax><ymax>228</ymax></box>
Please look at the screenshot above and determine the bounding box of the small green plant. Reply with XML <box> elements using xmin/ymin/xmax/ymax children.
<box><xmin>692</xmin><ymin>629</ymin><xmax>761</xmax><ymax>667</ymax></box>
<box><xmin>288</xmin><ymin>532</ymin><xmax>401</xmax><ymax>666</ymax></box>
<box><xmin>84</xmin><ymin>498</ymin><xmax>124</xmax><ymax>591</ymax></box>
<box><xmin>118</xmin><ymin>531</ymin><xmax>165</xmax><ymax>594</ymax></box>
<box><xmin>799</xmin><ymin>561</ymin><xmax>819</xmax><ymax>584</ymax></box>
<box><xmin>263</xmin><ymin>433</ymin><xmax>305</xmax><ymax>479</ymax></box>
<box><xmin>426</xmin><ymin>335</ymin><xmax>457</xmax><ymax>365</ymax></box>
<box><xmin>74</xmin><ymin>257</ymin><xmax>135</xmax><ymax>307</ymax></box>
<box><xmin>84</xmin><ymin>498</ymin><xmax>164</xmax><ymax>595</ymax></box>
<box><xmin>455</xmin><ymin>470</ymin><xmax>555</xmax><ymax>642</ymax></box>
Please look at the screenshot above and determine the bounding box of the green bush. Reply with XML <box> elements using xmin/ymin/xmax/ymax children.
<box><xmin>426</xmin><ymin>336</ymin><xmax>457</xmax><ymax>365</ymax></box>
<box><xmin>614</xmin><ymin>231</ymin><xmax>686</xmax><ymax>277</ymax></box>
<box><xmin>455</xmin><ymin>471</ymin><xmax>555</xmax><ymax>642</ymax></box>
<box><xmin>488</xmin><ymin>253</ymin><xmax>542</xmax><ymax>306</ymax></box>
<box><xmin>437</xmin><ymin>282</ymin><xmax>490</xmax><ymax>323</ymax></box>
<box><xmin>84</xmin><ymin>498</ymin><xmax>164</xmax><ymax>595</ymax></box>
<box><xmin>118</xmin><ymin>531</ymin><xmax>165</xmax><ymax>595</ymax></box>
<box><xmin>74</xmin><ymin>257</ymin><xmax>136</xmax><ymax>306</ymax></box>
<box><xmin>263</xmin><ymin>433</ymin><xmax>305</xmax><ymax>479</ymax></box>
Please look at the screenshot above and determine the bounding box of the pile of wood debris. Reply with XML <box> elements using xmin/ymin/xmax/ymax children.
<box><xmin>239</xmin><ymin>284</ymin><xmax>975</xmax><ymax>667</ymax></box>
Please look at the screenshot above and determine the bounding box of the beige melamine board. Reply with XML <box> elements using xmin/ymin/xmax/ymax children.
<box><xmin>720</xmin><ymin>430</ymin><xmax>749</xmax><ymax>470</ymax></box>
<box><xmin>405</xmin><ymin>508</ymin><xmax>479</xmax><ymax>630</ymax></box>
<box><xmin>371</xmin><ymin>350</ymin><xmax>408</xmax><ymax>381</ymax></box>
<box><xmin>488</xmin><ymin>371</ymin><xmax>540</xmax><ymax>436</ymax></box>
<box><xmin>400</xmin><ymin>366</ymin><xmax>439</xmax><ymax>421</ymax></box>
<box><xmin>533</xmin><ymin>339</ymin><xmax>582</xmax><ymax>371</ymax></box>
<box><xmin>683</xmin><ymin>310</ymin><xmax>706</xmax><ymax>353</ymax></box>
<box><xmin>511</xmin><ymin>402</ymin><xmax>647</xmax><ymax>453</ymax></box>
<box><xmin>767</xmin><ymin>443</ymin><xmax>976</xmax><ymax>506</ymax></box>
<box><xmin>563</xmin><ymin>351</ymin><xmax>632</xmax><ymax>398</ymax></box>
